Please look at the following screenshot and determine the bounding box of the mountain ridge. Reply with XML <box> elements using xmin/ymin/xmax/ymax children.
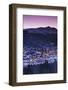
<box><xmin>23</xmin><ymin>26</ymin><xmax>57</xmax><ymax>35</ymax></box>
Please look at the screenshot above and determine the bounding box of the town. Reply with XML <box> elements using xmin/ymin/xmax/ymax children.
<box><xmin>23</xmin><ymin>46</ymin><xmax>57</xmax><ymax>67</ymax></box>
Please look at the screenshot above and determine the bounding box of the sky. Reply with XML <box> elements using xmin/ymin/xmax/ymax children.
<box><xmin>23</xmin><ymin>15</ymin><xmax>57</xmax><ymax>29</ymax></box>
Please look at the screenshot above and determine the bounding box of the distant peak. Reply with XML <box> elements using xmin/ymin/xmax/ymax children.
<box><xmin>37</xmin><ymin>26</ymin><xmax>55</xmax><ymax>29</ymax></box>
<box><xmin>24</xmin><ymin>26</ymin><xmax>57</xmax><ymax>30</ymax></box>
<box><xmin>37</xmin><ymin>26</ymin><xmax>50</xmax><ymax>29</ymax></box>
<box><xmin>46</xmin><ymin>26</ymin><xmax>51</xmax><ymax>28</ymax></box>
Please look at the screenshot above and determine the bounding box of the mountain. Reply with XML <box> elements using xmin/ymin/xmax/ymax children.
<box><xmin>24</xmin><ymin>26</ymin><xmax>57</xmax><ymax>35</ymax></box>
<box><xmin>23</xmin><ymin>26</ymin><xmax>57</xmax><ymax>48</ymax></box>
<box><xmin>23</xmin><ymin>27</ymin><xmax>57</xmax><ymax>74</ymax></box>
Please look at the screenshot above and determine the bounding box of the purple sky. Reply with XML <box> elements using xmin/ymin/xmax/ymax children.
<box><xmin>23</xmin><ymin>15</ymin><xmax>57</xmax><ymax>29</ymax></box>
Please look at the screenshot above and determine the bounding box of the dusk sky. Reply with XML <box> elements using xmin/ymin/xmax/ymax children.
<box><xmin>23</xmin><ymin>15</ymin><xmax>57</xmax><ymax>29</ymax></box>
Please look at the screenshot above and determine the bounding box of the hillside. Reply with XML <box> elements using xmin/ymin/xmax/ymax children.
<box><xmin>23</xmin><ymin>26</ymin><xmax>57</xmax><ymax>48</ymax></box>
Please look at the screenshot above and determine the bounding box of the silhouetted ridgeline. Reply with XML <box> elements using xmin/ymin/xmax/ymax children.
<box><xmin>23</xmin><ymin>26</ymin><xmax>57</xmax><ymax>48</ymax></box>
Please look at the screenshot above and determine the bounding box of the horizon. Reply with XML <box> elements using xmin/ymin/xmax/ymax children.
<box><xmin>23</xmin><ymin>26</ymin><xmax>57</xmax><ymax>30</ymax></box>
<box><xmin>23</xmin><ymin>15</ymin><xmax>57</xmax><ymax>29</ymax></box>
